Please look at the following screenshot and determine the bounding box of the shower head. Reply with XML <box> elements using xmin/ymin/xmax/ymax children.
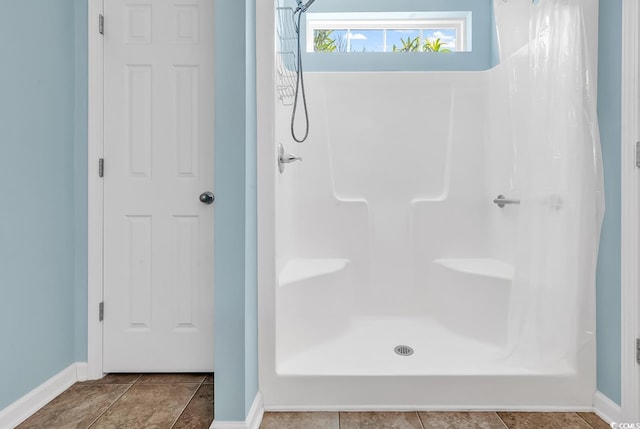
<box><xmin>295</xmin><ymin>0</ymin><xmax>316</xmax><ymax>13</ymax></box>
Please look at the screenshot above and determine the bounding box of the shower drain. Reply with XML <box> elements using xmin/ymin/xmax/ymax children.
<box><xmin>394</xmin><ymin>345</ymin><xmax>414</xmax><ymax>356</ymax></box>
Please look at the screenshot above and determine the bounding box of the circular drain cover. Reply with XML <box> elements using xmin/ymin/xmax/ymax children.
<box><xmin>394</xmin><ymin>345</ymin><xmax>414</xmax><ymax>356</ymax></box>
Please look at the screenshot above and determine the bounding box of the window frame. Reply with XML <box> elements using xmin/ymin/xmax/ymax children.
<box><xmin>305</xmin><ymin>11</ymin><xmax>472</xmax><ymax>53</ymax></box>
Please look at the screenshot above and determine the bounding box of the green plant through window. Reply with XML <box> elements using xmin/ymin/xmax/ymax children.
<box><xmin>313</xmin><ymin>30</ymin><xmax>337</xmax><ymax>52</ymax></box>
<box><xmin>391</xmin><ymin>36</ymin><xmax>452</xmax><ymax>53</ymax></box>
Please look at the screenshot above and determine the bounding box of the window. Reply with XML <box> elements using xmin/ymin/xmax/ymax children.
<box><xmin>306</xmin><ymin>12</ymin><xmax>472</xmax><ymax>53</ymax></box>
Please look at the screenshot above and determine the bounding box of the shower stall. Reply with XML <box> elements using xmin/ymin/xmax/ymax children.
<box><xmin>257</xmin><ymin>0</ymin><xmax>604</xmax><ymax>410</ymax></box>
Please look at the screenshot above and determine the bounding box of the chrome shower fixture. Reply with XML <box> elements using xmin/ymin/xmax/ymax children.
<box><xmin>295</xmin><ymin>0</ymin><xmax>316</xmax><ymax>14</ymax></box>
<box><xmin>278</xmin><ymin>144</ymin><xmax>302</xmax><ymax>173</ymax></box>
<box><xmin>289</xmin><ymin>0</ymin><xmax>315</xmax><ymax>143</ymax></box>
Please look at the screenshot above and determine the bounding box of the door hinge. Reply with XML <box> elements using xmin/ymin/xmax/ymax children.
<box><xmin>99</xmin><ymin>14</ymin><xmax>104</xmax><ymax>35</ymax></box>
<box><xmin>99</xmin><ymin>158</ymin><xmax>104</xmax><ymax>177</ymax></box>
<box><xmin>636</xmin><ymin>142</ymin><xmax>640</xmax><ymax>168</ymax></box>
<box><xmin>637</xmin><ymin>338</ymin><xmax>640</xmax><ymax>364</ymax></box>
<box><xmin>99</xmin><ymin>302</ymin><xmax>104</xmax><ymax>322</ymax></box>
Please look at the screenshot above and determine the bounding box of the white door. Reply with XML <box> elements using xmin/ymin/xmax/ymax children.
<box><xmin>103</xmin><ymin>0</ymin><xmax>214</xmax><ymax>372</ymax></box>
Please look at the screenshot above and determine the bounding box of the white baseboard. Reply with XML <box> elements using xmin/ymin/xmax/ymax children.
<box><xmin>211</xmin><ymin>391</ymin><xmax>264</xmax><ymax>429</ymax></box>
<box><xmin>593</xmin><ymin>390</ymin><xmax>622</xmax><ymax>424</ymax></box>
<box><xmin>0</xmin><ymin>362</ymin><xmax>88</xmax><ymax>429</ymax></box>
<box><xmin>76</xmin><ymin>362</ymin><xmax>88</xmax><ymax>382</ymax></box>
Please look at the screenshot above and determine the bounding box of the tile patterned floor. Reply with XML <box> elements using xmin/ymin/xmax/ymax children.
<box><xmin>16</xmin><ymin>373</ymin><xmax>213</xmax><ymax>429</ymax></box>
<box><xmin>260</xmin><ymin>411</ymin><xmax>611</xmax><ymax>429</ymax></box>
<box><xmin>16</xmin><ymin>376</ymin><xmax>611</xmax><ymax>429</ymax></box>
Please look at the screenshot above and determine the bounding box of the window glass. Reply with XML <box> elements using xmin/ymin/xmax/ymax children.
<box><xmin>306</xmin><ymin>12</ymin><xmax>471</xmax><ymax>53</ymax></box>
<box><xmin>350</xmin><ymin>30</ymin><xmax>383</xmax><ymax>52</ymax></box>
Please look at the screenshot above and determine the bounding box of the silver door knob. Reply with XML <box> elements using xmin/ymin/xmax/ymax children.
<box><xmin>199</xmin><ymin>191</ymin><xmax>215</xmax><ymax>205</ymax></box>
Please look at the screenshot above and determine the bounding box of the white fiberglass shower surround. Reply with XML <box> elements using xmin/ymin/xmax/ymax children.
<box><xmin>257</xmin><ymin>0</ymin><xmax>604</xmax><ymax>410</ymax></box>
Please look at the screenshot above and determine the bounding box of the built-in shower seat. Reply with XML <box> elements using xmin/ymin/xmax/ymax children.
<box><xmin>430</xmin><ymin>258</ymin><xmax>513</xmax><ymax>345</ymax></box>
<box><xmin>279</xmin><ymin>258</ymin><xmax>350</xmax><ymax>287</ymax></box>
<box><xmin>277</xmin><ymin>258</ymin><xmax>353</xmax><ymax>361</ymax></box>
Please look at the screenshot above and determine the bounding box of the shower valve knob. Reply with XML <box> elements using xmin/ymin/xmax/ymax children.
<box><xmin>281</xmin><ymin>154</ymin><xmax>302</xmax><ymax>163</ymax></box>
<box><xmin>277</xmin><ymin>144</ymin><xmax>302</xmax><ymax>173</ymax></box>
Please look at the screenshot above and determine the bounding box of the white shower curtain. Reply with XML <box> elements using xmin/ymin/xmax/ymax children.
<box><xmin>504</xmin><ymin>0</ymin><xmax>604</xmax><ymax>368</ymax></box>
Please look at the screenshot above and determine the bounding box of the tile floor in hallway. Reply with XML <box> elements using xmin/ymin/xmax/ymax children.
<box><xmin>16</xmin><ymin>373</ymin><xmax>213</xmax><ymax>429</ymax></box>
<box><xmin>259</xmin><ymin>411</ymin><xmax>611</xmax><ymax>429</ymax></box>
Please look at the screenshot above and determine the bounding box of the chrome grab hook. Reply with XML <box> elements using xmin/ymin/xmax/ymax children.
<box><xmin>278</xmin><ymin>144</ymin><xmax>302</xmax><ymax>173</ymax></box>
<box><xmin>493</xmin><ymin>194</ymin><xmax>521</xmax><ymax>208</ymax></box>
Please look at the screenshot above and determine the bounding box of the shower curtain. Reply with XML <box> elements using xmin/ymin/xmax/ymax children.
<box><xmin>504</xmin><ymin>0</ymin><xmax>604</xmax><ymax>367</ymax></box>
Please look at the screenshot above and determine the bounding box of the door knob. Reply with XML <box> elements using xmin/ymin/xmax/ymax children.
<box><xmin>199</xmin><ymin>191</ymin><xmax>215</xmax><ymax>205</ymax></box>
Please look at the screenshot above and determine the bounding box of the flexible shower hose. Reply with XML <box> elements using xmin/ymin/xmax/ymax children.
<box><xmin>291</xmin><ymin>10</ymin><xmax>310</xmax><ymax>143</ymax></box>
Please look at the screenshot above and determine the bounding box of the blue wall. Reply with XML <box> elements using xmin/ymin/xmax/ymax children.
<box><xmin>300</xmin><ymin>0</ymin><xmax>494</xmax><ymax>71</ymax></box>
<box><xmin>0</xmin><ymin>0</ymin><xmax>79</xmax><ymax>410</ymax></box>
<box><xmin>595</xmin><ymin>0</ymin><xmax>622</xmax><ymax>406</ymax></box>
<box><xmin>214</xmin><ymin>0</ymin><xmax>259</xmax><ymax>421</ymax></box>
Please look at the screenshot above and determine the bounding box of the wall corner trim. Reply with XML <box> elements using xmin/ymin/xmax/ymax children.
<box><xmin>621</xmin><ymin>0</ymin><xmax>640</xmax><ymax>423</ymax></box>
<box><xmin>0</xmin><ymin>362</ymin><xmax>88</xmax><ymax>429</ymax></box>
<box><xmin>87</xmin><ymin>0</ymin><xmax>106</xmax><ymax>381</ymax></box>
<box><xmin>593</xmin><ymin>390</ymin><xmax>622</xmax><ymax>424</ymax></box>
<box><xmin>211</xmin><ymin>392</ymin><xmax>264</xmax><ymax>429</ymax></box>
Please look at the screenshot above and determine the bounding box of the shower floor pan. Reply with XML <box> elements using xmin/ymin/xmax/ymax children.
<box><xmin>277</xmin><ymin>316</ymin><xmax>575</xmax><ymax>376</ymax></box>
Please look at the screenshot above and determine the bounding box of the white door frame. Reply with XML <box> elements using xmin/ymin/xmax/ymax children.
<box><xmin>87</xmin><ymin>0</ymin><xmax>105</xmax><ymax>380</ymax></box>
<box><xmin>621</xmin><ymin>0</ymin><xmax>640</xmax><ymax>422</ymax></box>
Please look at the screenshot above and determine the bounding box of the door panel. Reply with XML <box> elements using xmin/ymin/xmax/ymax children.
<box><xmin>103</xmin><ymin>0</ymin><xmax>214</xmax><ymax>372</ymax></box>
